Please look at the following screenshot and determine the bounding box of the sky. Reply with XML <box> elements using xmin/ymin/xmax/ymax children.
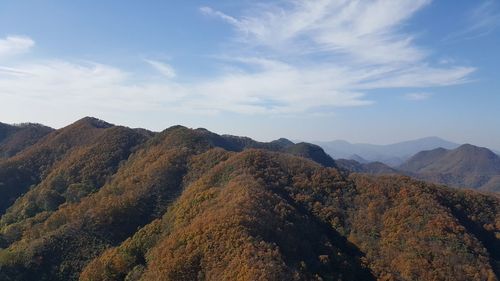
<box><xmin>0</xmin><ymin>0</ymin><xmax>499</xmax><ymax>149</ymax></box>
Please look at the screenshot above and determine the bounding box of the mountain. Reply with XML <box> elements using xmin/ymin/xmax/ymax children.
<box><xmin>0</xmin><ymin>117</ymin><xmax>151</xmax><ymax>215</ymax></box>
<box><xmin>0</xmin><ymin>119</ymin><xmax>334</xmax><ymax>218</ymax></box>
<box><xmin>315</xmin><ymin>137</ymin><xmax>460</xmax><ymax>166</ymax></box>
<box><xmin>282</xmin><ymin>142</ymin><xmax>336</xmax><ymax>167</ymax></box>
<box><xmin>0</xmin><ymin>118</ymin><xmax>498</xmax><ymax>281</ymax></box>
<box><xmin>194</xmin><ymin>128</ymin><xmax>335</xmax><ymax>167</ymax></box>
<box><xmin>336</xmin><ymin>159</ymin><xmax>401</xmax><ymax>175</ymax></box>
<box><xmin>400</xmin><ymin>144</ymin><xmax>500</xmax><ymax>192</ymax></box>
<box><xmin>0</xmin><ymin>122</ymin><xmax>54</xmax><ymax>158</ymax></box>
<box><xmin>350</xmin><ymin>154</ymin><xmax>368</xmax><ymax>164</ymax></box>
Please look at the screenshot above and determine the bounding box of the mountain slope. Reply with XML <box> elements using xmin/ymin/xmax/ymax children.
<box><xmin>81</xmin><ymin>150</ymin><xmax>372</xmax><ymax>281</ymax></box>
<box><xmin>0</xmin><ymin>122</ymin><xmax>54</xmax><ymax>159</ymax></box>
<box><xmin>0</xmin><ymin>117</ymin><xmax>124</xmax><ymax>215</ymax></box>
<box><xmin>316</xmin><ymin>137</ymin><xmax>460</xmax><ymax>166</ymax></box>
<box><xmin>0</xmin><ymin>119</ymin><xmax>498</xmax><ymax>281</ymax></box>
<box><xmin>195</xmin><ymin>129</ymin><xmax>335</xmax><ymax>167</ymax></box>
<box><xmin>336</xmin><ymin>159</ymin><xmax>401</xmax><ymax>175</ymax></box>
<box><xmin>0</xmin><ymin>124</ymin><xmax>335</xmax><ymax>281</ymax></box>
<box><xmin>0</xmin><ymin>125</ymin><xmax>151</xmax><ymax>229</ymax></box>
<box><xmin>400</xmin><ymin>144</ymin><xmax>500</xmax><ymax>191</ymax></box>
<box><xmin>77</xmin><ymin>153</ymin><xmax>500</xmax><ymax>280</ymax></box>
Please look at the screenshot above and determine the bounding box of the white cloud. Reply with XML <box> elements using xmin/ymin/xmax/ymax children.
<box><xmin>203</xmin><ymin>0</ymin><xmax>432</xmax><ymax>64</ymax></box>
<box><xmin>0</xmin><ymin>59</ymin><xmax>369</xmax><ymax>117</ymax></box>
<box><xmin>404</xmin><ymin>92</ymin><xmax>432</xmax><ymax>101</ymax></box>
<box><xmin>200</xmin><ymin>6</ymin><xmax>239</xmax><ymax>26</ymax></box>
<box><xmin>0</xmin><ymin>35</ymin><xmax>34</xmax><ymax>58</ymax></box>
<box><xmin>195</xmin><ymin>0</ymin><xmax>475</xmax><ymax>113</ymax></box>
<box><xmin>0</xmin><ymin>1</ymin><xmax>477</xmax><ymax>118</ymax></box>
<box><xmin>0</xmin><ymin>60</ymin><xmax>187</xmax><ymax>113</ymax></box>
<box><xmin>145</xmin><ymin>59</ymin><xmax>176</xmax><ymax>79</ymax></box>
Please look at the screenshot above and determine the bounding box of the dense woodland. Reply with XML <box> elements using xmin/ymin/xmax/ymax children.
<box><xmin>0</xmin><ymin>117</ymin><xmax>499</xmax><ymax>281</ymax></box>
<box><xmin>0</xmin><ymin>122</ymin><xmax>53</xmax><ymax>159</ymax></box>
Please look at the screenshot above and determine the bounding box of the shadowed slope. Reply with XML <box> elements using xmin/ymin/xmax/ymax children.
<box><xmin>0</xmin><ymin>125</ymin><xmax>150</xmax><ymax>236</ymax></box>
<box><xmin>0</xmin><ymin>123</ymin><xmax>54</xmax><ymax>159</ymax></box>
<box><xmin>347</xmin><ymin>175</ymin><xmax>499</xmax><ymax>280</ymax></box>
<box><xmin>0</xmin><ymin>126</ymin><xmax>233</xmax><ymax>280</ymax></box>
<box><xmin>80</xmin><ymin>150</ymin><xmax>373</xmax><ymax>281</ymax></box>
<box><xmin>0</xmin><ymin>117</ymin><xmax>119</xmax><ymax>214</ymax></box>
<box><xmin>195</xmin><ymin>129</ymin><xmax>335</xmax><ymax>167</ymax></box>
<box><xmin>0</xmin><ymin>119</ymin><xmax>498</xmax><ymax>281</ymax></box>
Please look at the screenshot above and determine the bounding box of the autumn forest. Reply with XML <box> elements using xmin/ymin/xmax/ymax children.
<box><xmin>0</xmin><ymin>117</ymin><xmax>498</xmax><ymax>281</ymax></box>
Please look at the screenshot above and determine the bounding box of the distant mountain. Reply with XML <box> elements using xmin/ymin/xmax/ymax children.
<box><xmin>336</xmin><ymin>159</ymin><xmax>401</xmax><ymax>175</ymax></box>
<box><xmin>0</xmin><ymin>118</ymin><xmax>499</xmax><ymax>281</ymax></box>
<box><xmin>349</xmin><ymin>154</ymin><xmax>368</xmax><ymax>164</ymax></box>
<box><xmin>315</xmin><ymin>137</ymin><xmax>460</xmax><ymax>166</ymax></box>
<box><xmin>400</xmin><ymin>144</ymin><xmax>500</xmax><ymax>192</ymax></box>
<box><xmin>0</xmin><ymin>122</ymin><xmax>53</xmax><ymax>158</ymax></box>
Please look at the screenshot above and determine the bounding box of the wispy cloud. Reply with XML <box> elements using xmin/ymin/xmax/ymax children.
<box><xmin>195</xmin><ymin>0</ymin><xmax>474</xmax><ymax>112</ymax></box>
<box><xmin>0</xmin><ymin>35</ymin><xmax>34</xmax><ymax>59</ymax></box>
<box><xmin>0</xmin><ymin>60</ymin><xmax>186</xmax><ymax>110</ymax></box>
<box><xmin>468</xmin><ymin>0</ymin><xmax>500</xmax><ymax>34</ymax></box>
<box><xmin>0</xmin><ymin>1</ymin><xmax>476</xmax><ymax>118</ymax></box>
<box><xmin>444</xmin><ymin>0</ymin><xmax>500</xmax><ymax>41</ymax></box>
<box><xmin>146</xmin><ymin>59</ymin><xmax>176</xmax><ymax>79</ymax></box>
<box><xmin>0</xmin><ymin>58</ymin><xmax>370</xmax><ymax>117</ymax></box>
<box><xmin>200</xmin><ymin>6</ymin><xmax>239</xmax><ymax>26</ymax></box>
<box><xmin>202</xmin><ymin>0</ymin><xmax>433</xmax><ymax>64</ymax></box>
<box><xmin>404</xmin><ymin>92</ymin><xmax>432</xmax><ymax>101</ymax></box>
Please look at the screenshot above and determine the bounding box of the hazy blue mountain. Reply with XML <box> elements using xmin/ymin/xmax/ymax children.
<box><xmin>336</xmin><ymin>158</ymin><xmax>401</xmax><ymax>175</ymax></box>
<box><xmin>349</xmin><ymin>154</ymin><xmax>369</xmax><ymax>164</ymax></box>
<box><xmin>315</xmin><ymin>137</ymin><xmax>460</xmax><ymax>166</ymax></box>
<box><xmin>399</xmin><ymin>144</ymin><xmax>500</xmax><ymax>191</ymax></box>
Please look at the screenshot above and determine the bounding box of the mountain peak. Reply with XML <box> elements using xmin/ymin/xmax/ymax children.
<box><xmin>74</xmin><ymin>117</ymin><xmax>113</xmax><ymax>129</ymax></box>
<box><xmin>400</xmin><ymin>143</ymin><xmax>500</xmax><ymax>190</ymax></box>
<box><xmin>457</xmin><ymin>143</ymin><xmax>487</xmax><ymax>151</ymax></box>
<box><xmin>270</xmin><ymin>138</ymin><xmax>294</xmax><ymax>147</ymax></box>
<box><xmin>284</xmin><ymin>142</ymin><xmax>336</xmax><ymax>167</ymax></box>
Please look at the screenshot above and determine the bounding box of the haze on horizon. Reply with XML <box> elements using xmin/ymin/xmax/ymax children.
<box><xmin>0</xmin><ymin>0</ymin><xmax>499</xmax><ymax>150</ymax></box>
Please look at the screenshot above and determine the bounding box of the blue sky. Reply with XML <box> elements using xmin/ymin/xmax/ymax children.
<box><xmin>0</xmin><ymin>0</ymin><xmax>499</xmax><ymax>149</ymax></box>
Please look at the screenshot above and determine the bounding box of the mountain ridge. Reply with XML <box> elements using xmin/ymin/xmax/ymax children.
<box><xmin>0</xmin><ymin>118</ymin><xmax>498</xmax><ymax>281</ymax></box>
<box><xmin>400</xmin><ymin>144</ymin><xmax>500</xmax><ymax>191</ymax></box>
<box><xmin>315</xmin><ymin>136</ymin><xmax>461</xmax><ymax>166</ymax></box>
<box><xmin>0</xmin><ymin>122</ymin><xmax>54</xmax><ymax>159</ymax></box>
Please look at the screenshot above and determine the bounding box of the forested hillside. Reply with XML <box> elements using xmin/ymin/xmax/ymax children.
<box><xmin>0</xmin><ymin>122</ymin><xmax>53</xmax><ymax>159</ymax></box>
<box><xmin>0</xmin><ymin>118</ymin><xmax>499</xmax><ymax>281</ymax></box>
<box><xmin>400</xmin><ymin>144</ymin><xmax>500</xmax><ymax>192</ymax></box>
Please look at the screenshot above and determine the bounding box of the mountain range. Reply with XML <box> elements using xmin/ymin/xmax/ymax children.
<box><xmin>0</xmin><ymin>117</ymin><xmax>498</xmax><ymax>281</ymax></box>
<box><xmin>315</xmin><ymin>137</ymin><xmax>461</xmax><ymax>166</ymax></box>
<box><xmin>334</xmin><ymin>144</ymin><xmax>500</xmax><ymax>192</ymax></box>
<box><xmin>400</xmin><ymin>144</ymin><xmax>500</xmax><ymax>192</ymax></box>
